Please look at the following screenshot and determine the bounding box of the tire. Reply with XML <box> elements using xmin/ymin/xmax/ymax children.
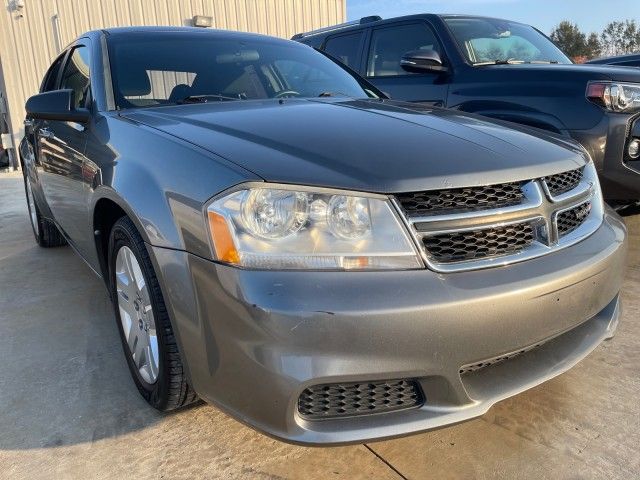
<box><xmin>0</xmin><ymin>149</ymin><xmax>9</xmax><ymax>168</ymax></box>
<box><xmin>610</xmin><ymin>201</ymin><xmax>640</xmax><ymax>217</ymax></box>
<box><xmin>23</xmin><ymin>173</ymin><xmax>67</xmax><ymax>247</ymax></box>
<box><xmin>108</xmin><ymin>216</ymin><xmax>199</xmax><ymax>411</ymax></box>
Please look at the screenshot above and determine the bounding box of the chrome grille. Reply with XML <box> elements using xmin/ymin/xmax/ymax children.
<box><xmin>423</xmin><ymin>223</ymin><xmax>534</xmax><ymax>262</ymax></box>
<box><xmin>394</xmin><ymin>162</ymin><xmax>602</xmax><ymax>272</ymax></box>
<box><xmin>544</xmin><ymin>167</ymin><xmax>584</xmax><ymax>196</ymax></box>
<box><xmin>557</xmin><ymin>202</ymin><xmax>592</xmax><ymax>237</ymax></box>
<box><xmin>396</xmin><ymin>183</ymin><xmax>523</xmax><ymax>216</ymax></box>
<box><xmin>298</xmin><ymin>379</ymin><xmax>423</xmax><ymax>420</ymax></box>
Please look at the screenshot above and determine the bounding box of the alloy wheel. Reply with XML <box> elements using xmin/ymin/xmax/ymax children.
<box><xmin>115</xmin><ymin>246</ymin><xmax>159</xmax><ymax>384</ymax></box>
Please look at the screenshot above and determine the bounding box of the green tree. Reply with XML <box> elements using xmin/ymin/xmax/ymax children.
<box><xmin>550</xmin><ymin>21</ymin><xmax>603</xmax><ymax>60</ymax></box>
<box><xmin>550</xmin><ymin>21</ymin><xmax>588</xmax><ymax>58</ymax></box>
<box><xmin>586</xmin><ymin>32</ymin><xmax>602</xmax><ymax>59</ymax></box>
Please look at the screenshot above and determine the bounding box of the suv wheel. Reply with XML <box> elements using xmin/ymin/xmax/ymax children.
<box><xmin>610</xmin><ymin>200</ymin><xmax>640</xmax><ymax>216</ymax></box>
<box><xmin>108</xmin><ymin>216</ymin><xmax>199</xmax><ymax>411</ymax></box>
<box><xmin>23</xmin><ymin>173</ymin><xmax>67</xmax><ymax>247</ymax></box>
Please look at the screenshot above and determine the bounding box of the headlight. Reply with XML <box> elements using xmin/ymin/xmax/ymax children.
<box><xmin>205</xmin><ymin>184</ymin><xmax>423</xmax><ymax>270</ymax></box>
<box><xmin>586</xmin><ymin>82</ymin><xmax>640</xmax><ymax>113</ymax></box>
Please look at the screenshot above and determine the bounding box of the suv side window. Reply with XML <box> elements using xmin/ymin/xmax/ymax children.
<box><xmin>367</xmin><ymin>23</ymin><xmax>442</xmax><ymax>77</ymax></box>
<box><xmin>59</xmin><ymin>45</ymin><xmax>91</xmax><ymax>109</ymax></box>
<box><xmin>40</xmin><ymin>53</ymin><xmax>66</xmax><ymax>92</ymax></box>
<box><xmin>324</xmin><ymin>31</ymin><xmax>364</xmax><ymax>69</ymax></box>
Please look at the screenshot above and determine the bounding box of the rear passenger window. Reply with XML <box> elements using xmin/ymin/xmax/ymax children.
<box><xmin>367</xmin><ymin>23</ymin><xmax>442</xmax><ymax>77</ymax></box>
<box><xmin>324</xmin><ymin>32</ymin><xmax>364</xmax><ymax>69</ymax></box>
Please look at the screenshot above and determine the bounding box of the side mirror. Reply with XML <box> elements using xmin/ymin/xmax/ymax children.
<box><xmin>25</xmin><ymin>89</ymin><xmax>90</xmax><ymax>123</ymax></box>
<box><xmin>400</xmin><ymin>50</ymin><xmax>448</xmax><ymax>74</ymax></box>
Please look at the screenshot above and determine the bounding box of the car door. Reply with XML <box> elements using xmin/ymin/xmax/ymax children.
<box><xmin>24</xmin><ymin>52</ymin><xmax>67</xmax><ymax>216</ymax></box>
<box><xmin>36</xmin><ymin>44</ymin><xmax>91</xmax><ymax>246</ymax></box>
<box><xmin>364</xmin><ymin>22</ymin><xmax>449</xmax><ymax>106</ymax></box>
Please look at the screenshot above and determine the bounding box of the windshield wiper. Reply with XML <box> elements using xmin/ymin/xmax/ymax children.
<box><xmin>475</xmin><ymin>59</ymin><xmax>560</xmax><ymax>66</ymax></box>
<box><xmin>474</xmin><ymin>58</ymin><xmax>525</xmax><ymax>66</ymax></box>
<box><xmin>177</xmin><ymin>94</ymin><xmax>241</xmax><ymax>104</ymax></box>
<box><xmin>317</xmin><ymin>91</ymin><xmax>351</xmax><ymax>98</ymax></box>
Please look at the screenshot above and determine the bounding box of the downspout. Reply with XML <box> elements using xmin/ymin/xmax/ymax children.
<box><xmin>0</xmin><ymin>57</ymin><xmax>18</xmax><ymax>171</ymax></box>
<box><xmin>52</xmin><ymin>13</ymin><xmax>62</xmax><ymax>54</ymax></box>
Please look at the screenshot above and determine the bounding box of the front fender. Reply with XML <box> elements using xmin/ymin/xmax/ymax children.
<box><xmin>452</xmin><ymin>101</ymin><xmax>568</xmax><ymax>136</ymax></box>
<box><xmin>87</xmin><ymin>114</ymin><xmax>259</xmax><ymax>260</ymax></box>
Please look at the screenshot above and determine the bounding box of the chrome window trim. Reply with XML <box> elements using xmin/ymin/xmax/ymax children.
<box><xmin>393</xmin><ymin>162</ymin><xmax>604</xmax><ymax>273</ymax></box>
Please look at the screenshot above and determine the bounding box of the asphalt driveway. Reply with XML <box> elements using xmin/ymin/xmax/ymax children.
<box><xmin>0</xmin><ymin>172</ymin><xmax>638</xmax><ymax>479</ymax></box>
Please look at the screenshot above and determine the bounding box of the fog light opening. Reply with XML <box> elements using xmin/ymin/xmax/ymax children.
<box><xmin>629</xmin><ymin>138</ymin><xmax>640</xmax><ymax>159</ymax></box>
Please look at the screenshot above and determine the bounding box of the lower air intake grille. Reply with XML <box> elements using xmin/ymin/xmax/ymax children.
<box><xmin>557</xmin><ymin>202</ymin><xmax>592</xmax><ymax>236</ymax></box>
<box><xmin>544</xmin><ymin>167</ymin><xmax>584</xmax><ymax>196</ymax></box>
<box><xmin>298</xmin><ymin>379</ymin><xmax>423</xmax><ymax>420</ymax></box>
<box><xmin>396</xmin><ymin>183</ymin><xmax>523</xmax><ymax>216</ymax></box>
<box><xmin>423</xmin><ymin>223</ymin><xmax>535</xmax><ymax>263</ymax></box>
<box><xmin>459</xmin><ymin>341</ymin><xmax>545</xmax><ymax>375</ymax></box>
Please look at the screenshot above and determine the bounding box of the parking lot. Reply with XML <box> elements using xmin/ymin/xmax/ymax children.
<box><xmin>0</xmin><ymin>171</ymin><xmax>638</xmax><ymax>479</ymax></box>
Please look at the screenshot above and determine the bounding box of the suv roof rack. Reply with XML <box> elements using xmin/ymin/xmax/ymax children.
<box><xmin>291</xmin><ymin>15</ymin><xmax>381</xmax><ymax>40</ymax></box>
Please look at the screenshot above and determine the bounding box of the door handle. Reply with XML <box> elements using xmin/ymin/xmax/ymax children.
<box><xmin>39</xmin><ymin>128</ymin><xmax>55</xmax><ymax>139</ymax></box>
<box><xmin>24</xmin><ymin>119</ymin><xmax>34</xmax><ymax>128</ymax></box>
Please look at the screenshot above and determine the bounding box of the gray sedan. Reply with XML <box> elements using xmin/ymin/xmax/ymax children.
<box><xmin>20</xmin><ymin>27</ymin><xmax>626</xmax><ymax>445</ymax></box>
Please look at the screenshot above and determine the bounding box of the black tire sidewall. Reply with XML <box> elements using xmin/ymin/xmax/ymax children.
<box><xmin>108</xmin><ymin>218</ymin><xmax>171</xmax><ymax>409</ymax></box>
<box><xmin>22</xmin><ymin>172</ymin><xmax>42</xmax><ymax>245</ymax></box>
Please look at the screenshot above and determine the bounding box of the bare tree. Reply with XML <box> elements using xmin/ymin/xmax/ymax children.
<box><xmin>601</xmin><ymin>20</ymin><xmax>640</xmax><ymax>56</ymax></box>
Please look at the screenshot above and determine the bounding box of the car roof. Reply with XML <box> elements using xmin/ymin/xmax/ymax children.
<box><xmin>293</xmin><ymin>13</ymin><xmax>533</xmax><ymax>41</ymax></box>
<box><xmin>82</xmin><ymin>25</ymin><xmax>290</xmax><ymax>44</ymax></box>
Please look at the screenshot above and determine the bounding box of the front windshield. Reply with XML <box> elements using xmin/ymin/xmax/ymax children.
<box><xmin>444</xmin><ymin>17</ymin><xmax>572</xmax><ymax>65</ymax></box>
<box><xmin>108</xmin><ymin>33</ymin><xmax>378</xmax><ymax>109</ymax></box>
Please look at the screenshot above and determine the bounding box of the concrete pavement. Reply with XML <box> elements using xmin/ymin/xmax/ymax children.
<box><xmin>0</xmin><ymin>171</ymin><xmax>638</xmax><ymax>479</ymax></box>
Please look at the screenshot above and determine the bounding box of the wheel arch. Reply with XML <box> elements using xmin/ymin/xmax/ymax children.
<box><xmin>479</xmin><ymin>111</ymin><xmax>567</xmax><ymax>135</ymax></box>
<box><xmin>92</xmin><ymin>189</ymin><xmax>152</xmax><ymax>283</ymax></box>
<box><xmin>452</xmin><ymin>101</ymin><xmax>570</xmax><ymax>136</ymax></box>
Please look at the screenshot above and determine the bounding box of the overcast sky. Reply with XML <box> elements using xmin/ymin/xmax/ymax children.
<box><xmin>347</xmin><ymin>0</ymin><xmax>639</xmax><ymax>35</ymax></box>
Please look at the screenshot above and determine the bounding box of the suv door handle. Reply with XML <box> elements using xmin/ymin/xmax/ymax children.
<box><xmin>39</xmin><ymin>128</ymin><xmax>54</xmax><ymax>139</ymax></box>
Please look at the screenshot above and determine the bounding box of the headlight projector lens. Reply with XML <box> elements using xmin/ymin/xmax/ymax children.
<box><xmin>241</xmin><ymin>189</ymin><xmax>309</xmax><ymax>239</ymax></box>
<box><xmin>628</xmin><ymin>139</ymin><xmax>640</xmax><ymax>159</ymax></box>
<box><xmin>327</xmin><ymin>195</ymin><xmax>372</xmax><ymax>239</ymax></box>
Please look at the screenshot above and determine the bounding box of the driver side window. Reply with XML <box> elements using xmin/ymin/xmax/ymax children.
<box><xmin>59</xmin><ymin>46</ymin><xmax>91</xmax><ymax>109</ymax></box>
<box><xmin>40</xmin><ymin>54</ymin><xmax>66</xmax><ymax>92</ymax></box>
<box><xmin>367</xmin><ymin>23</ymin><xmax>442</xmax><ymax>77</ymax></box>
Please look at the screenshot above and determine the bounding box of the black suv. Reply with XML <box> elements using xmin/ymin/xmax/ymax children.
<box><xmin>294</xmin><ymin>14</ymin><xmax>640</xmax><ymax>208</ymax></box>
<box><xmin>587</xmin><ymin>53</ymin><xmax>640</xmax><ymax>68</ymax></box>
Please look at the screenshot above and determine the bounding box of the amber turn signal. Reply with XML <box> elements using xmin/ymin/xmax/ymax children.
<box><xmin>207</xmin><ymin>211</ymin><xmax>240</xmax><ymax>264</ymax></box>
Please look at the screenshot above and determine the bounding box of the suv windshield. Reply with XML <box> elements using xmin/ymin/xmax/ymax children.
<box><xmin>444</xmin><ymin>17</ymin><xmax>571</xmax><ymax>65</ymax></box>
<box><xmin>108</xmin><ymin>33</ymin><xmax>379</xmax><ymax>109</ymax></box>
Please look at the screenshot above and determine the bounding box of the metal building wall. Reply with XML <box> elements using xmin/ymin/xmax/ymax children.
<box><xmin>0</xmin><ymin>0</ymin><xmax>345</xmax><ymax>169</ymax></box>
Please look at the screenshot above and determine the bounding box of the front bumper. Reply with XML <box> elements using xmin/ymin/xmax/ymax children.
<box><xmin>150</xmin><ymin>208</ymin><xmax>626</xmax><ymax>445</ymax></box>
<box><xmin>573</xmin><ymin>113</ymin><xmax>640</xmax><ymax>201</ymax></box>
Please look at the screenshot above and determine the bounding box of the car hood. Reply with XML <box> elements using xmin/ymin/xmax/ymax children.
<box><xmin>479</xmin><ymin>63</ymin><xmax>640</xmax><ymax>82</ymax></box>
<box><xmin>121</xmin><ymin>98</ymin><xmax>587</xmax><ymax>193</ymax></box>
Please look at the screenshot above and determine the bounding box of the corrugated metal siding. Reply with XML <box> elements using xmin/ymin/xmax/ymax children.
<box><xmin>0</xmin><ymin>0</ymin><xmax>345</xmax><ymax>165</ymax></box>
